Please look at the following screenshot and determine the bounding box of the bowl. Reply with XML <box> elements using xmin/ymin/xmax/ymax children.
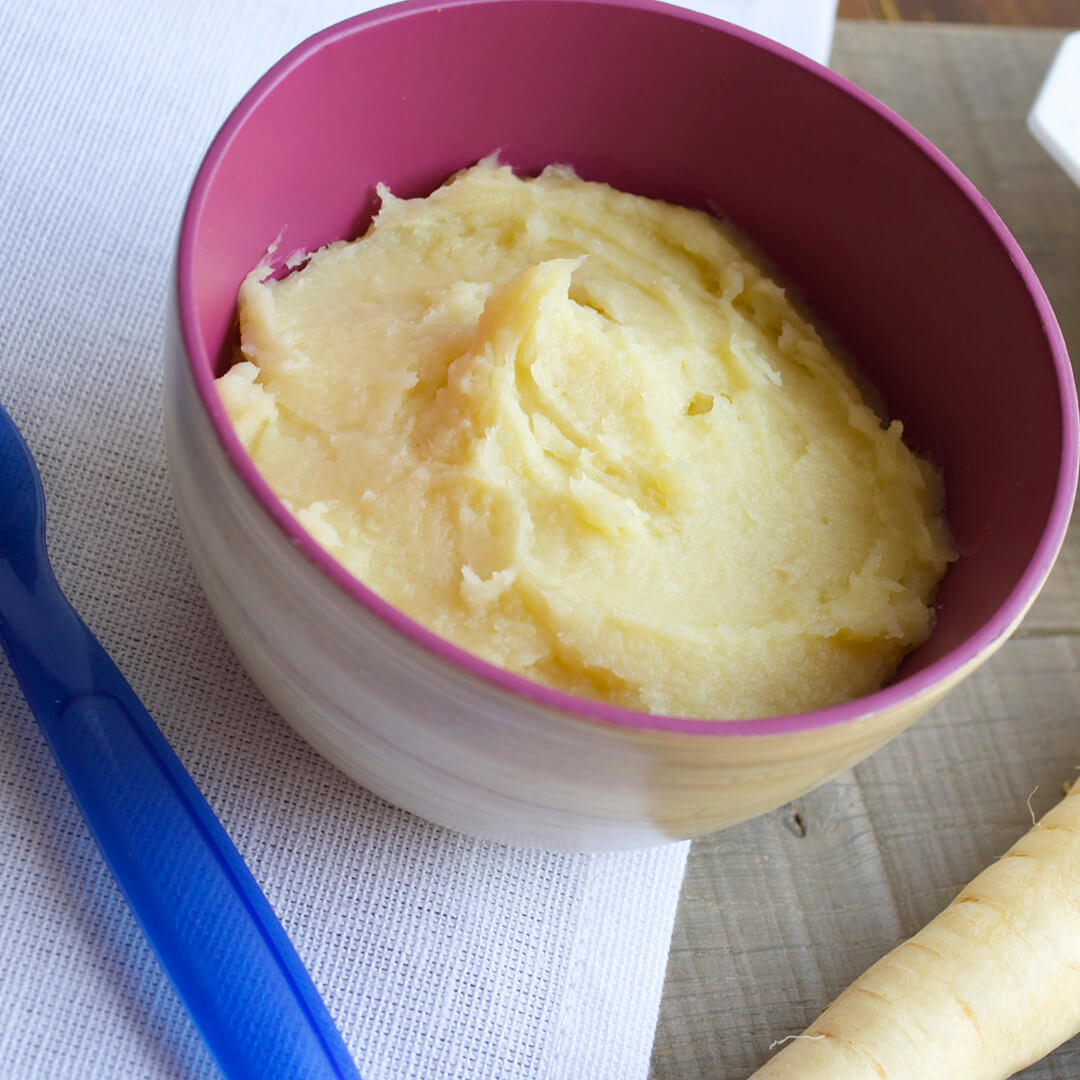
<box><xmin>165</xmin><ymin>0</ymin><xmax>1078</xmax><ymax>851</ymax></box>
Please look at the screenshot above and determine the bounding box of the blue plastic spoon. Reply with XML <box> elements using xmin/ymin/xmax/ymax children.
<box><xmin>0</xmin><ymin>401</ymin><xmax>362</xmax><ymax>1080</ymax></box>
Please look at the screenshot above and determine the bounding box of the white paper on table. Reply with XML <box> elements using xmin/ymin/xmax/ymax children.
<box><xmin>1029</xmin><ymin>31</ymin><xmax>1080</xmax><ymax>190</ymax></box>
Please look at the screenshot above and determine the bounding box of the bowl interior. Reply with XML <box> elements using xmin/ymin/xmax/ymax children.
<box><xmin>179</xmin><ymin>0</ymin><xmax>1075</xmax><ymax>723</ymax></box>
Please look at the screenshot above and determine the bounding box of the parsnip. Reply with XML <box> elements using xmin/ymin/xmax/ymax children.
<box><xmin>748</xmin><ymin>777</ymin><xmax>1080</xmax><ymax>1080</ymax></box>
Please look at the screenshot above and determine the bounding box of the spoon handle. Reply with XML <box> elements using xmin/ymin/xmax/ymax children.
<box><xmin>0</xmin><ymin>569</ymin><xmax>362</xmax><ymax>1080</ymax></box>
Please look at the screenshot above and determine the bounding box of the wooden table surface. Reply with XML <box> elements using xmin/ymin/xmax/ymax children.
<box><xmin>650</xmin><ymin>21</ymin><xmax>1080</xmax><ymax>1080</ymax></box>
<box><xmin>838</xmin><ymin>0</ymin><xmax>1078</xmax><ymax>25</ymax></box>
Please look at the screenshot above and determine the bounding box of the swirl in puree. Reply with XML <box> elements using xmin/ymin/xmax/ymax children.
<box><xmin>217</xmin><ymin>159</ymin><xmax>953</xmax><ymax>719</ymax></box>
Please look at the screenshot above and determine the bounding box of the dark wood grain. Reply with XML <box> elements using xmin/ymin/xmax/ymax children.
<box><xmin>837</xmin><ymin>0</ymin><xmax>1079</xmax><ymax>24</ymax></box>
<box><xmin>650</xmin><ymin>23</ymin><xmax>1080</xmax><ymax>1080</ymax></box>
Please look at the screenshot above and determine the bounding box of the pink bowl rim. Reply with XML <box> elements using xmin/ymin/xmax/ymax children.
<box><xmin>176</xmin><ymin>0</ymin><xmax>1079</xmax><ymax>738</ymax></box>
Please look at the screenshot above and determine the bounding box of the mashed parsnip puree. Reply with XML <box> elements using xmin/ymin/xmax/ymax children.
<box><xmin>217</xmin><ymin>158</ymin><xmax>953</xmax><ymax>719</ymax></box>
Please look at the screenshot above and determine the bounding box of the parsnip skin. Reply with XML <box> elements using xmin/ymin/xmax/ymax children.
<box><xmin>749</xmin><ymin>778</ymin><xmax>1080</xmax><ymax>1080</ymax></box>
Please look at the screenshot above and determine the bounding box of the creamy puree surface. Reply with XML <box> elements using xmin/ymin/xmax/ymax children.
<box><xmin>218</xmin><ymin>159</ymin><xmax>953</xmax><ymax>719</ymax></box>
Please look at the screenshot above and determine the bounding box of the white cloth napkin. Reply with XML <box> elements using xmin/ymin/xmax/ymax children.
<box><xmin>694</xmin><ymin>0</ymin><xmax>838</xmax><ymax>61</ymax></box>
<box><xmin>0</xmin><ymin>1</ymin><xmax>835</xmax><ymax>1076</ymax></box>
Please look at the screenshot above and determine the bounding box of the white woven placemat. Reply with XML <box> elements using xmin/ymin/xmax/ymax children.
<box><xmin>0</xmin><ymin>1</ymin><xmax>717</xmax><ymax>1076</ymax></box>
